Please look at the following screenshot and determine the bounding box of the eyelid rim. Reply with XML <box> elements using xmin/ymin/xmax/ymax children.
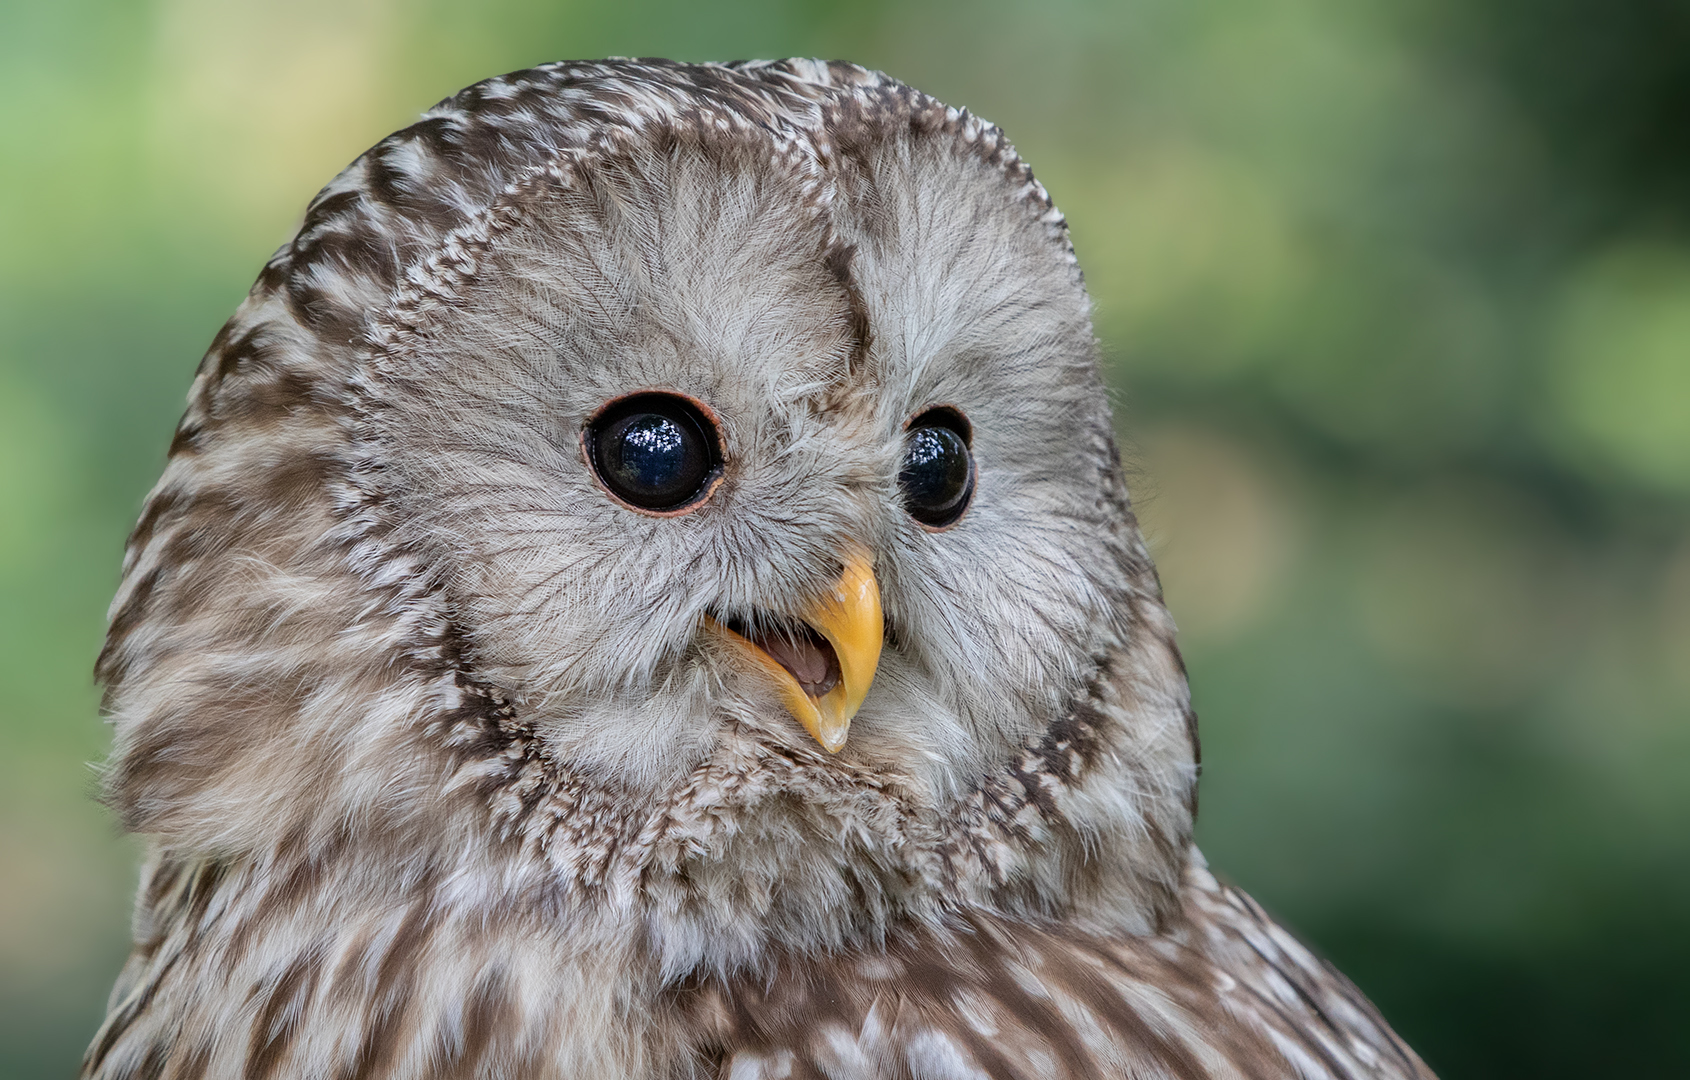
<box><xmin>899</xmin><ymin>404</ymin><xmax>975</xmax><ymax>532</ymax></box>
<box><xmin>901</xmin><ymin>404</ymin><xmax>973</xmax><ymax>445</ymax></box>
<box><xmin>580</xmin><ymin>388</ymin><xmax>726</xmax><ymax>518</ymax></box>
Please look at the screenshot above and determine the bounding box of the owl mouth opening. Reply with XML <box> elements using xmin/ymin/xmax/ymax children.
<box><xmin>718</xmin><ymin>613</ymin><xmax>842</xmax><ymax>700</ymax></box>
<box><xmin>703</xmin><ymin>555</ymin><xmax>880</xmax><ymax>754</ymax></box>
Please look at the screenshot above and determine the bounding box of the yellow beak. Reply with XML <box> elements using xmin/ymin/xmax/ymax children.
<box><xmin>710</xmin><ymin>551</ymin><xmax>883</xmax><ymax>753</ymax></box>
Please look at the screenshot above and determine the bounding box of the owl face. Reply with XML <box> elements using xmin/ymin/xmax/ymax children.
<box><xmin>100</xmin><ymin>65</ymin><xmax>1191</xmax><ymax>953</ymax></box>
<box><xmin>361</xmin><ymin>108</ymin><xmax>1126</xmax><ymax>804</ymax></box>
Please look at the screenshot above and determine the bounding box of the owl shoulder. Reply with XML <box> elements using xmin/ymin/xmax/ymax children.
<box><xmin>695</xmin><ymin>854</ymin><xmax>1435</xmax><ymax>1079</ymax></box>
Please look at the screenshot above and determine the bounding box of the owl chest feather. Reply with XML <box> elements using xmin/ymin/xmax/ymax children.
<box><xmin>84</xmin><ymin>849</ymin><xmax>1429</xmax><ymax>1080</ymax></box>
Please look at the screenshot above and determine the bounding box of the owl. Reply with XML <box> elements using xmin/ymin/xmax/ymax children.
<box><xmin>83</xmin><ymin>59</ymin><xmax>1433</xmax><ymax>1080</ymax></box>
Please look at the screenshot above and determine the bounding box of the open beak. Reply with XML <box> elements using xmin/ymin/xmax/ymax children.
<box><xmin>707</xmin><ymin>551</ymin><xmax>883</xmax><ymax>752</ymax></box>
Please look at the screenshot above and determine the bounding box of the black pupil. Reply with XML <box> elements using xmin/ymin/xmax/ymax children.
<box><xmin>591</xmin><ymin>399</ymin><xmax>716</xmax><ymax>511</ymax></box>
<box><xmin>899</xmin><ymin>423</ymin><xmax>973</xmax><ymax>526</ymax></box>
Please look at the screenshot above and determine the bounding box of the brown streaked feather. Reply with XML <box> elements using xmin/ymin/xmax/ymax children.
<box><xmin>86</xmin><ymin>851</ymin><xmax>1429</xmax><ymax>1080</ymax></box>
<box><xmin>685</xmin><ymin>861</ymin><xmax>1433</xmax><ymax>1080</ymax></box>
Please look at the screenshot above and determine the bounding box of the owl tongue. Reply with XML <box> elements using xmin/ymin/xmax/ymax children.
<box><xmin>758</xmin><ymin>624</ymin><xmax>842</xmax><ymax>700</ymax></box>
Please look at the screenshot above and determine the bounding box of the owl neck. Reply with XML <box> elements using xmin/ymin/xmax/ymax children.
<box><xmin>447</xmin><ymin>614</ymin><xmax>1198</xmax><ymax>977</ymax></box>
<box><xmin>102</xmin><ymin>621</ymin><xmax>1194</xmax><ymax>1078</ymax></box>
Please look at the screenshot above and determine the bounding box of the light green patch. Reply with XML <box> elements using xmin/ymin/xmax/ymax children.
<box><xmin>1547</xmin><ymin>243</ymin><xmax>1690</xmax><ymax>492</ymax></box>
<box><xmin>0</xmin><ymin>369</ymin><xmax>68</xmax><ymax>569</ymax></box>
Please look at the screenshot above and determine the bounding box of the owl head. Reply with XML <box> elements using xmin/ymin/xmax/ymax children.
<box><xmin>97</xmin><ymin>60</ymin><xmax>1196</xmax><ymax>975</ymax></box>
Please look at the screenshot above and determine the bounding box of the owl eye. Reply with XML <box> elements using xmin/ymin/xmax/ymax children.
<box><xmin>584</xmin><ymin>392</ymin><xmax>724</xmax><ymax>514</ymax></box>
<box><xmin>899</xmin><ymin>408</ymin><xmax>974</xmax><ymax>529</ymax></box>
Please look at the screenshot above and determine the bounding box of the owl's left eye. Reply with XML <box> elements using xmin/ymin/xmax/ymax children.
<box><xmin>899</xmin><ymin>407</ymin><xmax>975</xmax><ymax>529</ymax></box>
<box><xmin>584</xmin><ymin>392</ymin><xmax>724</xmax><ymax>514</ymax></box>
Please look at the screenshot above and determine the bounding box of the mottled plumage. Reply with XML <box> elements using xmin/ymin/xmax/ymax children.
<box><xmin>85</xmin><ymin>59</ymin><xmax>1432</xmax><ymax>1079</ymax></box>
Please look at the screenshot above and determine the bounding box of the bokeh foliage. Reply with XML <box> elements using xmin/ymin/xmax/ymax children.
<box><xmin>3</xmin><ymin>1</ymin><xmax>1688</xmax><ymax>1076</ymax></box>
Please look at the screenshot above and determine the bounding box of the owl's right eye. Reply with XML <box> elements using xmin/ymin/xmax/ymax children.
<box><xmin>584</xmin><ymin>392</ymin><xmax>724</xmax><ymax>514</ymax></box>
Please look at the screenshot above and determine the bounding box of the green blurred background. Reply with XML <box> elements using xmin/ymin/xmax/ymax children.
<box><xmin>4</xmin><ymin>0</ymin><xmax>1689</xmax><ymax>1075</ymax></box>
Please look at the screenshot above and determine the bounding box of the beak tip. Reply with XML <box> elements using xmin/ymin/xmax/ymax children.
<box><xmin>818</xmin><ymin>728</ymin><xmax>850</xmax><ymax>754</ymax></box>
